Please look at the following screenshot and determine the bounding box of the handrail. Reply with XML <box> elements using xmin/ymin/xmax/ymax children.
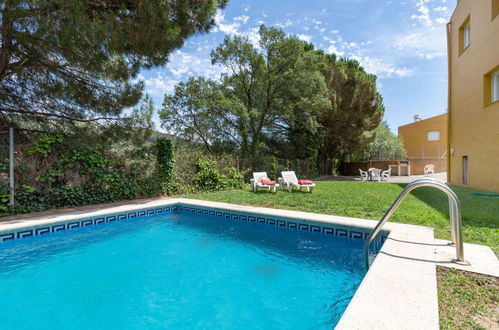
<box><xmin>364</xmin><ymin>179</ymin><xmax>470</xmax><ymax>269</ymax></box>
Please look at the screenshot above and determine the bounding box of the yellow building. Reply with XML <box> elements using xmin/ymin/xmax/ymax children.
<box><xmin>398</xmin><ymin>114</ymin><xmax>448</xmax><ymax>158</ymax></box>
<box><xmin>447</xmin><ymin>0</ymin><xmax>499</xmax><ymax>192</ymax></box>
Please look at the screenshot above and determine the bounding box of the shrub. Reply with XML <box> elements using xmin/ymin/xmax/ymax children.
<box><xmin>224</xmin><ymin>166</ymin><xmax>246</xmax><ymax>189</ymax></box>
<box><xmin>193</xmin><ymin>159</ymin><xmax>227</xmax><ymax>192</ymax></box>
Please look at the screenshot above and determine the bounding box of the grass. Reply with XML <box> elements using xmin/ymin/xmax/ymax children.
<box><xmin>437</xmin><ymin>267</ymin><xmax>498</xmax><ymax>329</ymax></box>
<box><xmin>184</xmin><ymin>181</ymin><xmax>499</xmax><ymax>254</ymax></box>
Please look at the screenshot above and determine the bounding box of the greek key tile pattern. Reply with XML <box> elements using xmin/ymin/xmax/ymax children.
<box><xmin>0</xmin><ymin>204</ymin><xmax>388</xmax><ymax>244</ymax></box>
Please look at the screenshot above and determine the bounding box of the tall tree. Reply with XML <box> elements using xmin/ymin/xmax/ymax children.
<box><xmin>314</xmin><ymin>54</ymin><xmax>384</xmax><ymax>174</ymax></box>
<box><xmin>0</xmin><ymin>0</ymin><xmax>226</xmax><ymax>127</ymax></box>
<box><xmin>160</xmin><ymin>25</ymin><xmax>384</xmax><ymax>175</ymax></box>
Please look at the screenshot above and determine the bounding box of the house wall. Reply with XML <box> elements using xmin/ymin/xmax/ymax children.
<box><xmin>398</xmin><ymin>114</ymin><xmax>448</xmax><ymax>158</ymax></box>
<box><xmin>448</xmin><ymin>0</ymin><xmax>499</xmax><ymax>192</ymax></box>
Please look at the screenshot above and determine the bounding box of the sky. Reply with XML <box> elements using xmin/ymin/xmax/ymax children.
<box><xmin>138</xmin><ymin>0</ymin><xmax>456</xmax><ymax>133</ymax></box>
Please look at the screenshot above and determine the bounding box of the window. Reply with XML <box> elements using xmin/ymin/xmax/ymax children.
<box><xmin>463</xmin><ymin>22</ymin><xmax>471</xmax><ymax>48</ymax></box>
<box><xmin>462</xmin><ymin>156</ymin><xmax>468</xmax><ymax>185</ymax></box>
<box><xmin>427</xmin><ymin>131</ymin><xmax>440</xmax><ymax>141</ymax></box>
<box><xmin>493</xmin><ymin>70</ymin><xmax>499</xmax><ymax>103</ymax></box>
<box><xmin>484</xmin><ymin>67</ymin><xmax>499</xmax><ymax>106</ymax></box>
<box><xmin>459</xmin><ymin>16</ymin><xmax>471</xmax><ymax>54</ymax></box>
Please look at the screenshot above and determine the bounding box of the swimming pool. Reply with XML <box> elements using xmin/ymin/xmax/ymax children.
<box><xmin>0</xmin><ymin>202</ymin><xmax>389</xmax><ymax>329</ymax></box>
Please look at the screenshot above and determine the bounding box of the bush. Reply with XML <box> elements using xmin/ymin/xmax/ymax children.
<box><xmin>193</xmin><ymin>159</ymin><xmax>227</xmax><ymax>192</ymax></box>
<box><xmin>224</xmin><ymin>166</ymin><xmax>246</xmax><ymax>189</ymax></box>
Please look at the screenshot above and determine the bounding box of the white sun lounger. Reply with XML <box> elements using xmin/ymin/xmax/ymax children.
<box><xmin>250</xmin><ymin>172</ymin><xmax>279</xmax><ymax>193</ymax></box>
<box><xmin>278</xmin><ymin>171</ymin><xmax>316</xmax><ymax>193</ymax></box>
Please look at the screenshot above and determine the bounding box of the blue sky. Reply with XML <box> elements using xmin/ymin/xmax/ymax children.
<box><xmin>138</xmin><ymin>0</ymin><xmax>456</xmax><ymax>133</ymax></box>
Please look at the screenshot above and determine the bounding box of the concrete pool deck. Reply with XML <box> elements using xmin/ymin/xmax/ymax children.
<box><xmin>0</xmin><ymin>198</ymin><xmax>496</xmax><ymax>329</ymax></box>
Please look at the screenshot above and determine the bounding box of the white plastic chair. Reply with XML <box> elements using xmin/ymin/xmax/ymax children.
<box><xmin>278</xmin><ymin>171</ymin><xmax>316</xmax><ymax>193</ymax></box>
<box><xmin>359</xmin><ymin>169</ymin><xmax>369</xmax><ymax>181</ymax></box>
<box><xmin>250</xmin><ymin>172</ymin><xmax>279</xmax><ymax>193</ymax></box>
<box><xmin>424</xmin><ymin>164</ymin><xmax>435</xmax><ymax>176</ymax></box>
<box><xmin>381</xmin><ymin>169</ymin><xmax>391</xmax><ymax>181</ymax></box>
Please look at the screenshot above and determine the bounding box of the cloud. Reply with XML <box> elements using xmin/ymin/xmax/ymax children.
<box><xmin>351</xmin><ymin>55</ymin><xmax>414</xmax><ymax>78</ymax></box>
<box><xmin>166</xmin><ymin>51</ymin><xmax>222</xmax><ymax>80</ymax></box>
<box><xmin>274</xmin><ymin>19</ymin><xmax>293</xmax><ymax>28</ymax></box>
<box><xmin>411</xmin><ymin>5</ymin><xmax>432</xmax><ymax>26</ymax></box>
<box><xmin>394</xmin><ymin>0</ymin><xmax>452</xmax><ymax>59</ymax></box>
<box><xmin>136</xmin><ymin>73</ymin><xmax>178</xmax><ymax>98</ymax></box>
<box><xmin>326</xmin><ymin>44</ymin><xmax>345</xmax><ymax>56</ymax></box>
<box><xmin>433</xmin><ymin>6</ymin><xmax>448</xmax><ymax>12</ymax></box>
<box><xmin>393</xmin><ymin>29</ymin><xmax>447</xmax><ymax>59</ymax></box>
<box><xmin>234</xmin><ymin>15</ymin><xmax>250</xmax><ymax>24</ymax></box>
<box><xmin>297</xmin><ymin>34</ymin><xmax>312</xmax><ymax>42</ymax></box>
<box><xmin>435</xmin><ymin>17</ymin><xmax>447</xmax><ymax>24</ymax></box>
<box><xmin>214</xmin><ymin>12</ymin><xmax>241</xmax><ymax>35</ymax></box>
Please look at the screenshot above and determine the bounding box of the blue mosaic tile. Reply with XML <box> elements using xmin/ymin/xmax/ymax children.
<box><xmin>95</xmin><ymin>217</ymin><xmax>106</xmax><ymax>224</ymax></box>
<box><xmin>322</xmin><ymin>227</ymin><xmax>334</xmax><ymax>235</ymax></box>
<box><xmin>67</xmin><ymin>222</ymin><xmax>80</xmax><ymax>229</ymax></box>
<box><xmin>52</xmin><ymin>224</ymin><xmax>65</xmax><ymax>232</ymax></box>
<box><xmin>35</xmin><ymin>227</ymin><xmax>50</xmax><ymax>235</ymax></box>
<box><xmin>336</xmin><ymin>228</ymin><xmax>348</xmax><ymax>237</ymax></box>
<box><xmin>349</xmin><ymin>231</ymin><xmax>364</xmax><ymax>240</ymax></box>
<box><xmin>310</xmin><ymin>225</ymin><xmax>321</xmax><ymax>233</ymax></box>
<box><xmin>0</xmin><ymin>232</ymin><xmax>15</xmax><ymax>241</ymax></box>
<box><xmin>298</xmin><ymin>223</ymin><xmax>309</xmax><ymax>231</ymax></box>
<box><xmin>81</xmin><ymin>220</ymin><xmax>93</xmax><ymax>227</ymax></box>
<box><xmin>106</xmin><ymin>215</ymin><xmax>116</xmax><ymax>222</ymax></box>
<box><xmin>17</xmin><ymin>229</ymin><xmax>33</xmax><ymax>238</ymax></box>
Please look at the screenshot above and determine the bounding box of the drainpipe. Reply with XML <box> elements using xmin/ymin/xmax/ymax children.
<box><xmin>446</xmin><ymin>22</ymin><xmax>452</xmax><ymax>184</ymax></box>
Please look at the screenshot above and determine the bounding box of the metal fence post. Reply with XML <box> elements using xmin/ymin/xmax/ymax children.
<box><xmin>9</xmin><ymin>127</ymin><xmax>14</xmax><ymax>207</ymax></box>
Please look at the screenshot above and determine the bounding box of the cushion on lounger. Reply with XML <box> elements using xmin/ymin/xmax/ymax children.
<box><xmin>261</xmin><ymin>180</ymin><xmax>276</xmax><ymax>185</ymax></box>
<box><xmin>298</xmin><ymin>180</ymin><xmax>313</xmax><ymax>184</ymax></box>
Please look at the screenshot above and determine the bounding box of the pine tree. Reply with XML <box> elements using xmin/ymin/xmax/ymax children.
<box><xmin>0</xmin><ymin>0</ymin><xmax>226</xmax><ymax>128</ymax></box>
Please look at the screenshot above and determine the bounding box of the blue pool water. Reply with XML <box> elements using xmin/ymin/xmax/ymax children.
<box><xmin>0</xmin><ymin>210</ymin><xmax>366</xmax><ymax>329</ymax></box>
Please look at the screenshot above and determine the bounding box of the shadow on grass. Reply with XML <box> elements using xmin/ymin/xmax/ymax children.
<box><xmin>393</xmin><ymin>183</ymin><xmax>498</xmax><ymax>230</ymax></box>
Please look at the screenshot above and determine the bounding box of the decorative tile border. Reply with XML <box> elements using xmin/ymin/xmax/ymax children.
<box><xmin>175</xmin><ymin>203</ymin><xmax>388</xmax><ymax>244</ymax></box>
<box><xmin>0</xmin><ymin>203</ymin><xmax>387</xmax><ymax>246</ymax></box>
<box><xmin>0</xmin><ymin>206</ymin><xmax>174</xmax><ymax>243</ymax></box>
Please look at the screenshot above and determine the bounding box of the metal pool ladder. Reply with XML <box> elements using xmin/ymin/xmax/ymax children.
<box><xmin>364</xmin><ymin>179</ymin><xmax>471</xmax><ymax>269</ymax></box>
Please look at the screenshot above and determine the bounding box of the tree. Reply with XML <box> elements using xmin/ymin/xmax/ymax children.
<box><xmin>350</xmin><ymin>121</ymin><xmax>407</xmax><ymax>161</ymax></box>
<box><xmin>0</xmin><ymin>0</ymin><xmax>227</xmax><ymax>127</ymax></box>
<box><xmin>160</xmin><ymin>25</ymin><xmax>384</xmax><ymax>175</ymax></box>
<box><xmin>314</xmin><ymin>54</ymin><xmax>384</xmax><ymax>174</ymax></box>
<box><xmin>161</xmin><ymin>77</ymin><xmax>220</xmax><ymax>152</ymax></box>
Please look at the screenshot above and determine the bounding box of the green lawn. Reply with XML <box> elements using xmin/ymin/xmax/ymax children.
<box><xmin>437</xmin><ymin>267</ymin><xmax>498</xmax><ymax>329</ymax></box>
<box><xmin>183</xmin><ymin>181</ymin><xmax>499</xmax><ymax>254</ymax></box>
